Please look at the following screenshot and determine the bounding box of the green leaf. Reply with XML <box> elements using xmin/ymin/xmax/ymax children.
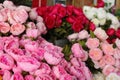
<box><xmin>90</xmin><ymin>30</ymin><xmax>95</xmax><ymax>38</ymax></box>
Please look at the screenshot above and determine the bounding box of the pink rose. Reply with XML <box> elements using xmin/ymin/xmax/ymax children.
<box><xmin>10</xmin><ymin>73</ymin><xmax>24</xmax><ymax>80</ymax></box>
<box><xmin>3</xmin><ymin>70</ymin><xmax>11</xmax><ymax>80</ymax></box>
<box><xmin>53</xmin><ymin>65</ymin><xmax>67</xmax><ymax>78</ymax></box>
<box><xmin>17</xmin><ymin>6</ymin><xmax>31</xmax><ymax>12</ymax></box>
<box><xmin>25</xmin><ymin>41</ymin><xmax>39</xmax><ymax>52</ymax></box>
<box><xmin>8</xmin><ymin>48</ymin><xmax>24</xmax><ymax>60</ymax></box>
<box><xmin>36</xmin><ymin>22</ymin><xmax>47</xmax><ymax>35</ymax></box>
<box><xmin>86</xmin><ymin>38</ymin><xmax>99</xmax><ymax>49</ymax></box>
<box><xmin>71</xmin><ymin>43</ymin><xmax>86</xmax><ymax>59</ymax></box>
<box><xmin>103</xmin><ymin>55</ymin><xmax>115</xmax><ymax>65</ymax></box>
<box><xmin>59</xmin><ymin>74</ymin><xmax>73</xmax><ymax>80</ymax></box>
<box><xmin>26</xmin><ymin>22</ymin><xmax>36</xmax><ymax>29</ymax></box>
<box><xmin>10</xmin><ymin>23</ymin><xmax>25</xmax><ymax>35</ymax></box>
<box><xmin>78</xmin><ymin>30</ymin><xmax>90</xmax><ymax>40</ymax></box>
<box><xmin>17</xmin><ymin>56</ymin><xmax>40</xmax><ymax>72</ymax></box>
<box><xmin>12</xmin><ymin>65</ymin><xmax>22</xmax><ymax>73</ymax></box>
<box><xmin>26</xmin><ymin>29</ymin><xmax>39</xmax><ymax>38</ymax></box>
<box><xmin>101</xmin><ymin>42</ymin><xmax>114</xmax><ymax>55</ymax></box>
<box><xmin>25</xmin><ymin>75</ymin><xmax>35</xmax><ymax>80</ymax></box>
<box><xmin>35</xmin><ymin>74</ymin><xmax>53</xmax><ymax>80</ymax></box>
<box><xmin>3</xmin><ymin>1</ymin><xmax>14</xmax><ymax>8</ymax></box>
<box><xmin>102</xmin><ymin>65</ymin><xmax>115</xmax><ymax>76</ymax></box>
<box><xmin>34</xmin><ymin>63</ymin><xmax>51</xmax><ymax>76</ymax></box>
<box><xmin>113</xmin><ymin>48</ymin><xmax>120</xmax><ymax>59</ymax></box>
<box><xmin>98</xmin><ymin>58</ymin><xmax>106</xmax><ymax>68</ymax></box>
<box><xmin>36</xmin><ymin>16</ymin><xmax>43</xmax><ymax>22</ymax></box>
<box><xmin>89</xmin><ymin>48</ymin><xmax>103</xmax><ymax>61</ymax></box>
<box><xmin>0</xmin><ymin>22</ymin><xmax>10</xmax><ymax>34</ymax></box>
<box><xmin>67</xmin><ymin>33</ymin><xmax>78</xmax><ymax>41</ymax></box>
<box><xmin>8</xmin><ymin>9</ymin><xmax>28</xmax><ymax>24</ymax></box>
<box><xmin>94</xmin><ymin>28</ymin><xmax>108</xmax><ymax>40</ymax></box>
<box><xmin>0</xmin><ymin>8</ymin><xmax>8</xmax><ymax>22</ymax></box>
<box><xmin>0</xmin><ymin>37</ymin><xmax>5</xmax><ymax>50</ymax></box>
<box><xmin>0</xmin><ymin>54</ymin><xmax>14</xmax><ymax>70</ymax></box>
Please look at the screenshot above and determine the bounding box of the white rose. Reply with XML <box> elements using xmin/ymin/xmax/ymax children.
<box><xmin>99</xmin><ymin>19</ymin><xmax>106</xmax><ymax>25</ymax></box>
<box><xmin>104</xmin><ymin>0</ymin><xmax>115</xmax><ymax>9</ymax></box>
<box><xmin>91</xmin><ymin>18</ymin><xmax>100</xmax><ymax>27</ymax></box>
<box><xmin>106</xmin><ymin>73</ymin><xmax>120</xmax><ymax>80</ymax></box>
<box><xmin>78</xmin><ymin>30</ymin><xmax>90</xmax><ymax>40</ymax></box>
<box><xmin>93</xmin><ymin>72</ymin><xmax>105</xmax><ymax>80</ymax></box>
<box><xmin>97</xmin><ymin>8</ymin><xmax>106</xmax><ymax>19</ymax></box>
<box><xmin>115</xmin><ymin>38</ymin><xmax>120</xmax><ymax>49</ymax></box>
<box><xmin>94</xmin><ymin>28</ymin><xmax>108</xmax><ymax>40</ymax></box>
<box><xmin>83</xmin><ymin>6</ymin><xmax>91</xmax><ymax>14</ymax></box>
<box><xmin>67</xmin><ymin>33</ymin><xmax>78</xmax><ymax>41</ymax></box>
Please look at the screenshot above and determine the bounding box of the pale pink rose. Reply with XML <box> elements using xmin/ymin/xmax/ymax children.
<box><xmin>35</xmin><ymin>74</ymin><xmax>53</xmax><ymax>80</ymax></box>
<box><xmin>36</xmin><ymin>22</ymin><xmax>47</xmax><ymax>34</ymax></box>
<box><xmin>10</xmin><ymin>73</ymin><xmax>24</xmax><ymax>80</ymax></box>
<box><xmin>26</xmin><ymin>22</ymin><xmax>36</xmax><ymax>29</ymax></box>
<box><xmin>115</xmin><ymin>38</ymin><xmax>120</xmax><ymax>49</ymax></box>
<box><xmin>3</xmin><ymin>70</ymin><xmax>11</xmax><ymax>80</ymax></box>
<box><xmin>53</xmin><ymin>65</ymin><xmax>67</xmax><ymax>78</ymax></box>
<box><xmin>8</xmin><ymin>48</ymin><xmax>24</xmax><ymax>60</ymax></box>
<box><xmin>101</xmin><ymin>42</ymin><xmax>114</xmax><ymax>55</ymax></box>
<box><xmin>0</xmin><ymin>22</ymin><xmax>10</xmax><ymax>33</ymax></box>
<box><xmin>71</xmin><ymin>43</ymin><xmax>86</xmax><ymax>59</ymax></box>
<box><xmin>78</xmin><ymin>30</ymin><xmax>90</xmax><ymax>40</ymax></box>
<box><xmin>3</xmin><ymin>0</ymin><xmax>14</xmax><ymax>8</ymax></box>
<box><xmin>103</xmin><ymin>55</ymin><xmax>115</xmax><ymax>65</ymax></box>
<box><xmin>0</xmin><ymin>4</ymin><xmax>3</xmax><ymax>9</ymax></box>
<box><xmin>25</xmin><ymin>75</ymin><xmax>35</xmax><ymax>80</ymax></box>
<box><xmin>34</xmin><ymin>63</ymin><xmax>51</xmax><ymax>76</ymax></box>
<box><xmin>59</xmin><ymin>74</ymin><xmax>73</xmax><ymax>80</ymax></box>
<box><xmin>94</xmin><ymin>28</ymin><xmax>108</xmax><ymax>40</ymax></box>
<box><xmin>17</xmin><ymin>56</ymin><xmax>40</xmax><ymax>72</ymax></box>
<box><xmin>86</xmin><ymin>38</ymin><xmax>99</xmax><ymax>49</ymax></box>
<box><xmin>89</xmin><ymin>48</ymin><xmax>103</xmax><ymax>61</ymax></box>
<box><xmin>67</xmin><ymin>33</ymin><xmax>78</xmax><ymax>41</ymax></box>
<box><xmin>10</xmin><ymin>23</ymin><xmax>25</xmax><ymax>35</ymax></box>
<box><xmin>115</xmin><ymin>59</ymin><xmax>120</xmax><ymax>68</ymax></box>
<box><xmin>25</xmin><ymin>41</ymin><xmax>39</xmax><ymax>52</ymax></box>
<box><xmin>0</xmin><ymin>8</ymin><xmax>9</xmax><ymax>22</ymax></box>
<box><xmin>113</xmin><ymin>48</ymin><xmax>120</xmax><ymax>59</ymax></box>
<box><xmin>29</xmin><ymin>8</ymin><xmax>38</xmax><ymax>20</ymax></box>
<box><xmin>102</xmin><ymin>65</ymin><xmax>115</xmax><ymax>76</ymax></box>
<box><xmin>26</xmin><ymin>29</ymin><xmax>39</xmax><ymax>38</ymax></box>
<box><xmin>98</xmin><ymin>58</ymin><xmax>106</xmax><ymax>68</ymax></box>
<box><xmin>8</xmin><ymin>9</ymin><xmax>28</xmax><ymax>24</ymax></box>
<box><xmin>36</xmin><ymin>16</ymin><xmax>43</xmax><ymax>22</ymax></box>
<box><xmin>44</xmin><ymin>52</ymin><xmax>62</xmax><ymax>65</ymax></box>
<box><xmin>17</xmin><ymin>6</ymin><xmax>31</xmax><ymax>12</ymax></box>
<box><xmin>0</xmin><ymin>54</ymin><xmax>14</xmax><ymax>70</ymax></box>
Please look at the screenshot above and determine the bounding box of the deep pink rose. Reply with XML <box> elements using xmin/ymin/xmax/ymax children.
<box><xmin>96</xmin><ymin>0</ymin><xmax>104</xmax><ymax>8</ymax></box>
<box><xmin>116</xmin><ymin>28</ymin><xmax>120</xmax><ymax>38</ymax></box>
<box><xmin>59</xmin><ymin>74</ymin><xmax>73</xmax><ymax>80</ymax></box>
<box><xmin>25</xmin><ymin>75</ymin><xmax>35</xmax><ymax>80</ymax></box>
<box><xmin>0</xmin><ymin>54</ymin><xmax>14</xmax><ymax>70</ymax></box>
<box><xmin>17</xmin><ymin>56</ymin><xmax>40</xmax><ymax>72</ymax></box>
<box><xmin>58</xmin><ymin>5</ymin><xmax>66</xmax><ymax>18</ymax></box>
<box><xmin>66</xmin><ymin>16</ymin><xmax>76</xmax><ymax>24</ymax></box>
<box><xmin>0</xmin><ymin>22</ymin><xmax>10</xmax><ymax>34</ymax></box>
<box><xmin>45</xmin><ymin>15</ymin><xmax>56</xmax><ymax>29</ymax></box>
<box><xmin>106</xmin><ymin>28</ymin><xmax>115</xmax><ymax>36</ymax></box>
<box><xmin>66</xmin><ymin>5</ymin><xmax>74</xmax><ymax>16</ymax></box>
<box><xmin>35</xmin><ymin>74</ymin><xmax>53</xmax><ymax>80</ymax></box>
<box><xmin>10</xmin><ymin>23</ymin><xmax>25</xmax><ymax>35</ymax></box>
<box><xmin>10</xmin><ymin>73</ymin><xmax>24</xmax><ymax>80</ymax></box>
<box><xmin>72</xmin><ymin>21</ymin><xmax>83</xmax><ymax>32</ymax></box>
<box><xmin>34</xmin><ymin>63</ymin><xmax>51</xmax><ymax>76</ymax></box>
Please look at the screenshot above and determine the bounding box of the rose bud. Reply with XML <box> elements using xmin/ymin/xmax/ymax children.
<box><xmin>89</xmin><ymin>22</ymin><xmax>96</xmax><ymax>31</ymax></box>
<box><xmin>106</xmin><ymin>28</ymin><xmax>115</xmax><ymax>36</ymax></box>
<box><xmin>116</xmin><ymin>28</ymin><xmax>120</xmax><ymax>38</ymax></box>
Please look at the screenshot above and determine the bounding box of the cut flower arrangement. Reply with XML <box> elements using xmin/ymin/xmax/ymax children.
<box><xmin>0</xmin><ymin>0</ymin><xmax>120</xmax><ymax>80</ymax></box>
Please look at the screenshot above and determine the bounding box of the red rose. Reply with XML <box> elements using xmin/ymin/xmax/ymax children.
<box><xmin>36</xmin><ymin>7</ymin><xmax>47</xmax><ymax>17</ymax></box>
<box><xmin>73</xmin><ymin>7</ymin><xmax>83</xmax><ymax>16</ymax></box>
<box><xmin>89</xmin><ymin>22</ymin><xmax>96</xmax><ymax>31</ymax></box>
<box><xmin>45</xmin><ymin>15</ymin><xmax>56</xmax><ymax>29</ymax></box>
<box><xmin>106</xmin><ymin>28</ymin><xmax>115</xmax><ymax>36</ymax></box>
<box><xmin>58</xmin><ymin>5</ymin><xmax>66</xmax><ymax>18</ymax></box>
<box><xmin>55</xmin><ymin>16</ymin><xmax>62</xmax><ymax>27</ymax></box>
<box><xmin>66</xmin><ymin>5</ymin><xmax>74</xmax><ymax>16</ymax></box>
<box><xmin>66</xmin><ymin>16</ymin><xmax>76</xmax><ymax>24</ymax></box>
<box><xmin>107</xmin><ymin>38</ymin><xmax>116</xmax><ymax>44</ymax></box>
<box><xmin>72</xmin><ymin>21</ymin><xmax>83</xmax><ymax>32</ymax></box>
<box><xmin>96</xmin><ymin>0</ymin><xmax>104</xmax><ymax>8</ymax></box>
<box><xmin>116</xmin><ymin>28</ymin><xmax>120</xmax><ymax>38</ymax></box>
